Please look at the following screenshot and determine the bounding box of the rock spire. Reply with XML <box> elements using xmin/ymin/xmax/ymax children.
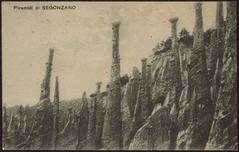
<box><xmin>102</xmin><ymin>21</ymin><xmax>123</xmax><ymax>150</ymax></box>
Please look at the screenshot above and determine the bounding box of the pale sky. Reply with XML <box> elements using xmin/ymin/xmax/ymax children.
<box><xmin>2</xmin><ymin>2</ymin><xmax>226</xmax><ymax>107</ymax></box>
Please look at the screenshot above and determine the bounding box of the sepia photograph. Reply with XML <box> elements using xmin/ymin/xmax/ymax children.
<box><xmin>2</xmin><ymin>1</ymin><xmax>237</xmax><ymax>150</ymax></box>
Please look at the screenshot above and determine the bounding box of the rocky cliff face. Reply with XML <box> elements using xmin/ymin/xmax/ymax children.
<box><xmin>123</xmin><ymin>2</ymin><xmax>237</xmax><ymax>150</ymax></box>
<box><xmin>3</xmin><ymin>2</ymin><xmax>237</xmax><ymax>150</ymax></box>
<box><xmin>206</xmin><ymin>2</ymin><xmax>237</xmax><ymax>150</ymax></box>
